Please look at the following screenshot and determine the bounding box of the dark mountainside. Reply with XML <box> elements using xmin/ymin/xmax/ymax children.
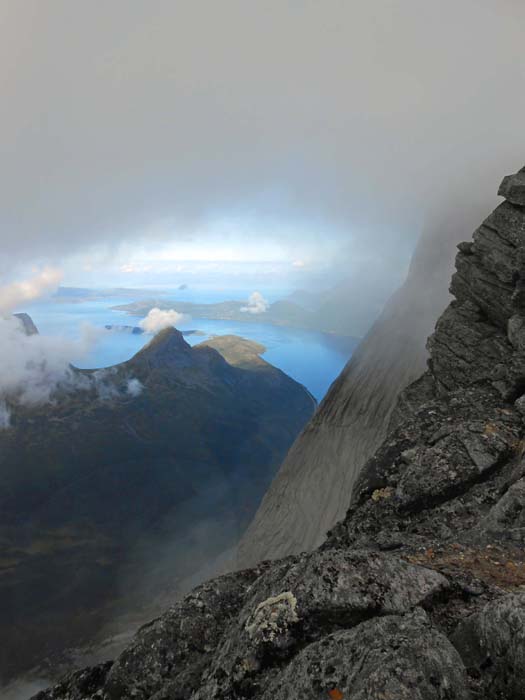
<box><xmin>33</xmin><ymin>166</ymin><xmax>525</xmax><ymax>698</ymax></box>
<box><xmin>0</xmin><ymin>329</ymin><xmax>314</xmax><ymax>686</ymax></box>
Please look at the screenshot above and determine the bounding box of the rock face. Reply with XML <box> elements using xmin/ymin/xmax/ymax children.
<box><xmin>33</xmin><ymin>165</ymin><xmax>525</xmax><ymax>699</ymax></box>
<box><xmin>236</xmin><ymin>209</ymin><xmax>470</xmax><ymax>567</ymax></box>
<box><xmin>0</xmin><ymin>330</ymin><xmax>314</xmax><ymax>685</ymax></box>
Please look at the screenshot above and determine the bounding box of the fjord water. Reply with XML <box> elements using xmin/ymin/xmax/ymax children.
<box><xmin>22</xmin><ymin>290</ymin><xmax>357</xmax><ymax>401</ymax></box>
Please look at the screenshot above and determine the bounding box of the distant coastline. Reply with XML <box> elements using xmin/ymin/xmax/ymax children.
<box><xmin>112</xmin><ymin>298</ymin><xmax>360</xmax><ymax>339</ymax></box>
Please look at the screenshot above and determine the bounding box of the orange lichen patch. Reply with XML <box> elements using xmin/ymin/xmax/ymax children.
<box><xmin>404</xmin><ymin>543</ymin><xmax>525</xmax><ymax>590</ymax></box>
<box><xmin>328</xmin><ymin>689</ymin><xmax>344</xmax><ymax>700</ymax></box>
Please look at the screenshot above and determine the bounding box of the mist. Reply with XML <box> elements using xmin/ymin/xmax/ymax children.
<box><xmin>0</xmin><ymin>271</ymin><xmax>144</xmax><ymax>416</ymax></box>
<box><xmin>0</xmin><ymin>316</ymin><xmax>95</xmax><ymax>409</ymax></box>
<box><xmin>0</xmin><ymin>0</ymin><xmax>524</xmax><ymax>294</ymax></box>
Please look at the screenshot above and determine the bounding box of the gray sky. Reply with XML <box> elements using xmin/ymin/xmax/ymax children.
<box><xmin>1</xmin><ymin>0</ymin><xmax>525</xmax><ymax>287</ymax></box>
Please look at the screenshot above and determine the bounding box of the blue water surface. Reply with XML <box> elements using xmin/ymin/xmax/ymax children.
<box><xmin>22</xmin><ymin>290</ymin><xmax>357</xmax><ymax>401</ymax></box>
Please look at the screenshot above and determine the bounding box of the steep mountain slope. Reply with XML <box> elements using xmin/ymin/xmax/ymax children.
<box><xmin>0</xmin><ymin>329</ymin><xmax>314</xmax><ymax>685</ymax></box>
<box><xmin>236</xmin><ymin>225</ymin><xmax>459</xmax><ymax>566</ymax></box>
<box><xmin>36</xmin><ymin>165</ymin><xmax>525</xmax><ymax>699</ymax></box>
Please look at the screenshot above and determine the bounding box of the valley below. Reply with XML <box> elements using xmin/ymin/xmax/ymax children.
<box><xmin>0</xmin><ymin>324</ymin><xmax>315</xmax><ymax>688</ymax></box>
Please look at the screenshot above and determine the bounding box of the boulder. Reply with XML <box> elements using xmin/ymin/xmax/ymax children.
<box><xmin>452</xmin><ymin>593</ymin><xmax>525</xmax><ymax>699</ymax></box>
<box><xmin>263</xmin><ymin>610</ymin><xmax>471</xmax><ymax>700</ymax></box>
<box><xmin>498</xmin><ymin>170</ymin><xmax>525</xmax><ymax>206</ymax></box>
<box><xmin>195</xmin><ymin>550</ymin><xmax>448</xmax><ymax>699</ymax></box>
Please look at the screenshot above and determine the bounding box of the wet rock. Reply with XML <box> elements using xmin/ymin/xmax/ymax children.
<box><xmin>262</xmin><ymin>610</ymin><xmax>471</xmax><ymax>700</ymax></box>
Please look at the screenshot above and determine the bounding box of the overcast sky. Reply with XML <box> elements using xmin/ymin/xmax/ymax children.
<box><xmin>1</xmin><ymin>0</ymin><xmax>525</xmax><ymax>289</ymax></box>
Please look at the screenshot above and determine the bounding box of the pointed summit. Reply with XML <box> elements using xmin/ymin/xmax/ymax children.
<box><xmin>13</xmin><ymin>312</ymin><xmax>39</xmax><ymax>336</ymax></box>
<box><xmin>131</xmin><ymin>326</ymin><xmax>193</xmax><ymax>370</ymax></box>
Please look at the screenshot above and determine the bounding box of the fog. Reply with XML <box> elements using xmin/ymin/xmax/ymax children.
<box><xmin>0</xmin><ymin>0</ymin><xmax>524</xmax><ymax>291</ymax></box>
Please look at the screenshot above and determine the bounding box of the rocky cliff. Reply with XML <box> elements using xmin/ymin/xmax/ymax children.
<box><xmin>33</xmin><ymin>167</ymin><xmax>525</xmax><ymax>698</ymax></box>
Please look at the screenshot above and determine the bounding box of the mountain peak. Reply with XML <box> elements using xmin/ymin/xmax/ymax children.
<box><xmin>13</xmin><ymin>312</ymin><xmax>39</xmax><ymax>336</ymax></box>
<box><xmin>145</xmin><ymin>325</ymin><xmax>189</xmax><ymax>348</ymax></box>
<box><xmin>131</xmin><ymin>326</ymin><xmax>192</xmax><ymax>369</ymax></box>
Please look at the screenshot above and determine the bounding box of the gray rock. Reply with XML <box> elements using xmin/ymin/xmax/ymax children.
<box><xmin>452</xmin><ymin>593</ymin><xmax>525</xmax><ymax>699</ymax></box>
<box><xmin>31</xmin><ymin>662</ymin><xmax>112</xmax><ymax>700</ymax></box>
<box><xmin>395</xmin><ymin>420</ymin><xmax>515</xmax><ymax>511</ymax></box>
<box><xmin>104</xmin><ymin>566</ymin><xmax>268</xmax><ymax>700</ymax></box>
<box><xmin>508</xmin><ymin>314</ymin><xmax>525</xmax><ymax>350</ymax></box>
<box><xmin>514</xmin><ymin>394</ymin><xmax>525</xmax><ymax>415</ymax></box>
<box><xmin>195</xmin><ymin>550</ymin><xmax>449</xmax><ymax>699</ymax></box>
<box><xmin>498</xmin><ymin>170</ymin><xmax>525</xmax><ymax>206</ymax></box>
<box><xmin>483</xmin><ymin>478</ymin><xmax>525</xmax><ymax>531</ymax></box>
<box><xmin>427</xmin><ymin>301</ymin><xmax>512</xmax><ymax>393</ymax></box>
<box><xmin>262</xmin><ymin>610</ymin><xmax>471</xmax><ymax>700</ymax></box>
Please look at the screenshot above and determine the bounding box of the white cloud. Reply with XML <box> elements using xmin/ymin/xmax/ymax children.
<box><xmin>0</xmin><ymin>316</ymin><xmax>99</xmax><ymax>406</ymax></box>
<box><xmin>292</xmin><ymin>259</ymin><xmax>306</xmax><ymax>268</ymax></box>
<box><xmin>0</xmin><ymin>268</ymin><xmax>62</xmax><ymax>314</ymax></box>
<box><xmin>241</xmin><ymin>291</ymin><xmax>270</xmax><ymax>314</ymax></box>
<box><xmin>0</xmin><ymin>271</ymin><xmax>145</xmax><ymax>421</ymax></box>
<box><xmin>126</xmin><ymin>378</ymin><xmax>143</xmax><ymax>397</ymax></box>
<box><xmin>139</xmin><ymin>307</ymin><xmax>187</xmax><ymax>333</ymax></box>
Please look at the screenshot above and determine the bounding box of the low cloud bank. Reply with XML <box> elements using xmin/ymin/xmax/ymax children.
<box><xmin>139</xmin><ymin>307</ymin><xmax>187</xmax><ymax>333</ymax></box>
<box><xmin>0</xmin><ymin>268</ymin><xmax>62</xmax><ymax>315</ymax></box>
<box><xmin>0</xmin><ymin>271</ymin><xmax>145</xmax><ymax>428</ymax></box>
<box><xmin>0</xmin><ymin>316</ymin><xmax>99</xmax><ymax>406</ymax></box>
<box><xmin>241</xmin><ymin>291</ymin><xmax>270</xmax><ymax>314</ymax></box>
<box><xmin>0</xmin><ymin>270</ymin><xmax>96</xmax><ymax>410</ymax></box>
<box><xmin>0</xmin><ymin>318</ymin><xmax>145</xmax><ymax>429</ymax></box>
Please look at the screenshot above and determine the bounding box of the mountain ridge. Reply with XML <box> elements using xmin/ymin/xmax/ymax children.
<box><xmin>0</xmin><ymin>328</ymin><xmax>315</xmax><ymax>687</ymax></box>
